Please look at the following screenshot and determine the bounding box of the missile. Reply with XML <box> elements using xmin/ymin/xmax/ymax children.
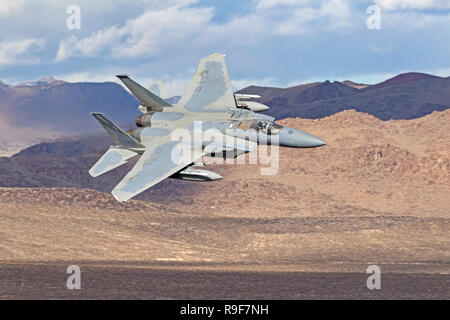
<box><xmin>234</xmin><ymin>93</ymin><xmax>269</xmax><ymax>112</ymax></box>
<box><xmin>170</xmin><ymin>167</ymin><xmax>223</xmax><ymax>182</ymax></box>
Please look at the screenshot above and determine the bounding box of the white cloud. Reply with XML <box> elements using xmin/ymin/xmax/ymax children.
<box><xmin>55</xmin><ymin>71</ymin><xmax>119</xmax><ymax>84</ymax></box>
<box><xmin>382</xmin><ymin>10</ymin><xmax>450</xmax><ymax>28</ymax></box>
<box><xmin>0</xmin><ymin>0</ymin><xmax>26</xmax><ymax>17</ymax></box>
<box><xmin>0</xmin><ymin>38</ymin><xmax>45</xmax><ymax>67</ymax></box>
<box><xmin>321</xmin><ymin>0</ymin><xmax>351</xmax><ymax>29</ymax></box>
<box><xmin>56</xmin><ymin>25</ymin><xmax>123</xmax><ymax>61</ymax></box>
<box><xmin>55</xmin><ymin>0</ymin><xmax>354</xmax><ymax>61</ymax></box>
<box><xmin>256</xmin><ymin>0</ymin><xmax>311</xmax><ymax>9</ymax></box>
<box><xmin>374</xmin><ymin>0</ymin><xmax>450</xmax><ymax>10</ymax></box>
<box><xmin>56</xmin><ymin>4</ymin><xmax>214</xmax><ymax>61</ymax></box>
<box><xmin>369</xmin><ymin>44</ymin><xmax>392</xmax><ymax>54</ymax></box>
<box><xmin>113</xmin><ymin>6</ymin><xmax>213</xmax><ymax>58</ymax></box>
<box><xmin>272</xmin><ymin>0</ymin><xmax>351</xmax><ymax>35</ymax></box>
<box><xmin>2</xmin><ymin>0</ymin><xmax>447</xmax><ymax>88</ymax></box>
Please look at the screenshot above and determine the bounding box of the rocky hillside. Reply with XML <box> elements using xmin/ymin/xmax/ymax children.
<box><xmin>237</xmin><ymin>72</ymin><xmax>450</xmax><ymax>120</ymax></box>
<box><xmin>0</xmin><ymin>109</ymin><xmax>448</xmax><ymax>218</ymax></box>
<box><xmin>0</xmin><ymin>79</ymin><xmax>139</xmax><ymax>156</ymax></box>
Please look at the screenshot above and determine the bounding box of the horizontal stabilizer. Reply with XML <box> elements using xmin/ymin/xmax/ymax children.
<box><xmin>91</xmin><ymin>113</ymin><xmax>144</xmax><ymax>149</ymax></box>
<box><xmin>117</xmin><ymin>75</ymin><xmax>172</xmax><ymax>109</ymax></box>
<box><xmin>89</xmin><ymin>147</ymin><xmax>138</xmax><ymax>177</ymax></box>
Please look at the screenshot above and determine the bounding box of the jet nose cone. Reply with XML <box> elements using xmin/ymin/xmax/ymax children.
<box><xmin>279</xmin><ymin>127</ymin><xmax>326</xmax><ymax>148</ymax></box>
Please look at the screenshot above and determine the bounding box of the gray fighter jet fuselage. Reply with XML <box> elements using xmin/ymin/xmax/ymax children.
<box><xmin>129</xmin><ymin>106</ymin><xmax>325</xmax><ymax>149</ymax></box>
<box><xmin>89</xmin><ymin>53</ymin><xmax>326</xmax><ymax>201</ymax></box>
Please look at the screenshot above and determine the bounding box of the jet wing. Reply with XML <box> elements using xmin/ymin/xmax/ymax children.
<box><xmin>177</xmin><ymin>53</ymin><xmax>237</xmax><ymax>112</ymax></box>
<box><xmin>111</xmin><ymin>136</ymin><xmax>204</xmax><ymax>202</ymax></box>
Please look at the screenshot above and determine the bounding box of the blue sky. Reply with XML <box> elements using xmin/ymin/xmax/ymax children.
<box><xmin>0</xmin><ymin>0</ymin><xmax>449</xmax><ymax>95</ymax></box>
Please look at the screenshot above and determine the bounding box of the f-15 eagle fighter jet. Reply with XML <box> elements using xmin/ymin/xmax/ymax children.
<box><xmin>89</xmin><ymin>53</ymin><xmax>326</xmax><ymax>202</ymax></box>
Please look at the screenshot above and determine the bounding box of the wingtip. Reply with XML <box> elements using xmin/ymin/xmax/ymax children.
<box><xmin>111</xmin><ymin>190</ymin><xmax>129</xmax><ymax>202</ymax></box>
<box><xmin>88</xmin><ymin>170</ymin><xmax>100</xmax><ymax>178</ymax></box>
<box><xmin>116</xmin><ymin>74</ymin><xmax>129</xmax><ymax>79</ymax></box>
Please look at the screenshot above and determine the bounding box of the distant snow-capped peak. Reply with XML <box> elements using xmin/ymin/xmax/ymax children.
<box><xmin>17</xmin><ymin>76</ymin><xmax>65</xmax><ymax>87</ymax></box>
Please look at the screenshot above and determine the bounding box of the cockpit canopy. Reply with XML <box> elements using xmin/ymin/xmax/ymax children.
<box><xmin>236</xmin><ymin>120</ymin><xmax>283</xmax><ymax>135</ymax></box>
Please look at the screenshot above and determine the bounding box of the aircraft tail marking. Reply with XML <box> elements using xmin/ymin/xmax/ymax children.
<box><xmin>177</xmin><ymin>53</ymin><xmax>236</xmax><ymax>112</ymax></box>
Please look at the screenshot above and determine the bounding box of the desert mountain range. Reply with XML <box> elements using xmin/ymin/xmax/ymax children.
<box><xmin>0</xmin><ymin>71</ymin><xmax>448</xmax><ymax>156</ymax></box>
<box><xmin>237</xmin><ymin>72</ymin><xmax>450</xmax><ymax>120</ymax></box>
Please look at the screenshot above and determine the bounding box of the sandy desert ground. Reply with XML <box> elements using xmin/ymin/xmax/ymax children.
<box><xmin>0</xmin><ymin>110</ymin><xmax>448</xmax><ymax>299</ymax></box>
